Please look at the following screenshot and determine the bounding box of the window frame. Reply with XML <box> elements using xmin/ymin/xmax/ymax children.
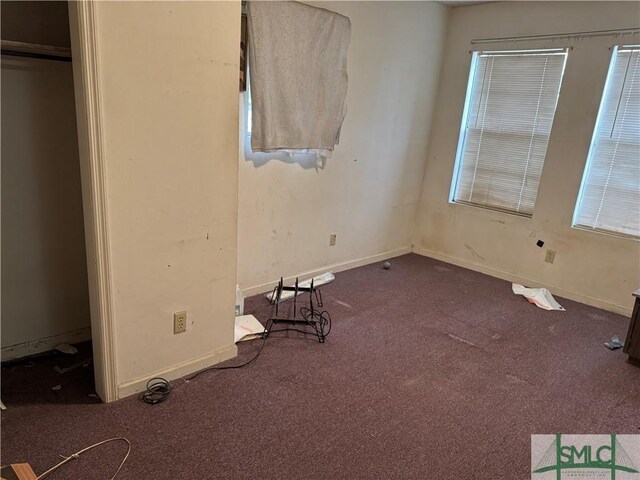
<box><xmin>449</xmin><ymin>48</ymin><xmax>568</xmax><ymax>218</ymax></box>
<box><xmin>572</xmin><ymin>45</ymin><xmax>640</xmax><ymax>240</ymax></box>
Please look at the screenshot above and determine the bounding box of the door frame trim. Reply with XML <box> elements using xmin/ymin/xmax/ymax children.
<box><xmin>68</xmin><ymin>0</ymin><xmax>118</xmax><ymax>402</ymax></box>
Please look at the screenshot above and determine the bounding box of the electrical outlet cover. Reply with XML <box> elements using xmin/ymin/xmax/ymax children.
<box><xmin>174</xmin><ymin>311</ymin><xmax>187</xmax><ymax>334</ymax></box>
<box><xmin>545</xmin><ymin>250</ymin><xmax>556</xmax><ymax>264</ymax></box>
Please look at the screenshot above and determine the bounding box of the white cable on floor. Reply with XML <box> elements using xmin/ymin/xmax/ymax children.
<box><xmin>36</xmin><ymin>437</ymin><xmax>130</xmax><ymax>479</ymax></box>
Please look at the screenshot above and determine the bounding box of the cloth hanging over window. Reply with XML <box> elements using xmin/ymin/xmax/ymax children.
<box><xmin>247</xmin><ymin>1</ymin><xmax>351</xmax><ymax>154</ymax></box>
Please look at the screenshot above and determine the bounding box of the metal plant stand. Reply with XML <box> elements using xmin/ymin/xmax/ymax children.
<box><xmin>263</xmin><ymin>277</ymin><xmax>331</xmax><ymax>343</ymax></box>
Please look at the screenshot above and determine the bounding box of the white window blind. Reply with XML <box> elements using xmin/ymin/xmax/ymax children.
<box><xmin>574</xmin><ymin>46</ymin><xmax>640</xmax><ymax>238</ymax></box>
<box><xmin>451</xmin><ymin>49</ymin><xmax>568</xmax><ymax>216</ymax></box>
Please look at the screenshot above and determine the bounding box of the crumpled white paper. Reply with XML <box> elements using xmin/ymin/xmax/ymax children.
<box><xmin>234</xmin><ymin>314</ymin><xmax>266</xmax><ymax>343</ymax></box>
<box><xmin>512</xmin><ymin>283</ymin><xmax>565</xmax><ymax>311</ymax></box>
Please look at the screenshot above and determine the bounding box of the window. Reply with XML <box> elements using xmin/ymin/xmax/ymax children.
<box><xmin>242</xmin><ymin>69</ymin><xmax>323</xmax><ymax>167</ymax></box>
<box><xmin>450</xmin><ymin>49</ymin><xmax>568</xmax><ymax>216</ymax></box>
<box><xmin>244</xmin><ymin>71</ymin><xmax>252</xmax><ymax>135</ymax></box>
<box><xmin>573</xmin><ymin>46</ymin><xmax>640</xmax><ymax>238</ymax></box>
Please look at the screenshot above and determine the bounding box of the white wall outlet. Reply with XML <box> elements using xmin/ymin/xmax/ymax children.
<box><xmin>545</xmin><ymin>249</ymin><xmax>556</xmax><ymax>264</ymax></box>
<box><xmin>329</xmin><ymin>233</ymin><xmax>336</xmax><ymax>246</ymax></box>
<box><xmin>174</xmin><ymin>311</ymin><xmax>187</xmax><ymax>334</ymax></box>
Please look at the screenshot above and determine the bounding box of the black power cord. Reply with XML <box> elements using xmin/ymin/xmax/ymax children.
<box><xmin>140</xmin><ymin>377</ymin><xmax>172</xmax><ymax>404</ymax></box>
<box><xmin>186</xmin><ymin>309</ymin><xmax>332</xmax><ymax>382</ymax></box>
<box><xmin>141</xmin><ymin>307</ymin><xmax>333</xmax><ymax>401</ymax></box>
<box><xmin>185</xmin><ymin>333</ymin><xmax>269</xmax><ymax>382</ymax></box>
<box><xmin>300</xmin><ymin>307</ymin><xmax>332</xmax><ymax>338</ymax></box>
<box><xmin>140</xmin><ymin>338</ymin><xmax>269</xmax><ymax>404</ymax></box>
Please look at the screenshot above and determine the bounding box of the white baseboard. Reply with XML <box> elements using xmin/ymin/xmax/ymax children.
<box><xmin>117</xmin><ymin>343</ymin><xmax>238</xmax><ymax>399</ymax></box>
<box><xmin>1</xmin><ymin>327</ymin><xmax>92</xmax><ymax>362</ymax></box>
<box><xmin>241</xmin><ymin>246</ymin><xmax>412</xmax><ymax>297</ymax></box>
<box><xmin>412</xmin><ymin>245</ymin><xmax>632</xmax><ymax>316</ymax></box>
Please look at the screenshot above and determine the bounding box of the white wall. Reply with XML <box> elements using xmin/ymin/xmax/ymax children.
<box><xmin>88</xmin><ymin>1</ymin><xmax>240</xmax><ymax>395</ymax></box>
<box><xmin>1</xmin><ymin>56</ymin><xmax>91</xmax><ymax>354</ymax></box>
<box><xmin>413</xmin><ymin>1</ymin><xmax>640</xmax><ymax>315</ymax></box>
<box><xmin>1</xmin><ymin>1</ymin><xmax>91</xmax><ymax>359</ymax></box>
<box><xmin>238</xmin><ymin>1</ymin><xmax>448</xmax><ymax>293</ymax></box>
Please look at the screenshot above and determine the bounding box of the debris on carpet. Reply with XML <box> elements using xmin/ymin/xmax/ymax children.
<box><xmin>265</xmin><ymin>272</ymin><xmax>335</xmax><ymax>303</ymax></box>
<box><xmin>604</xmin><ymin>336</ymin><xmax>624</xmax><ymax>350</ymax></box>
<box><xmin>234</xmin><ymin>314</ymin><xmax>265</xmax><ymax>343</ymax></box>
<box><xmin>512</xmin><ymin>283</ymin><xmax>565</xmax><ymax>311</ymax></box>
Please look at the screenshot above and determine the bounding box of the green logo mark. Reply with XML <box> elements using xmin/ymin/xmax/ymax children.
<box><xmin>533</xmin><ymin>434</ymin><xmax>639</xmax><ymax>479</ymax></box>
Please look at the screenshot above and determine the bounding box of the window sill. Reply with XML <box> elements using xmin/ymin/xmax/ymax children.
<box><xmin>571</xmin><ymin>224</ymin><xmax>640</xmax><ymax>242</ymax></box>
<box><xmin>241</xmin><ymin>134</ymin><xmax>326</xmax><ymax>169</ymax></box>
<box><xmin>449</xmin><ymin>199</ymin><xmax>533</xmax><ymax>219</ymax></box>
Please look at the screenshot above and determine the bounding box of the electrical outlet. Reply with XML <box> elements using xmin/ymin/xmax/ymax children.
<box><xmin>329</xmin><ymin>233</ymin><xmax>336</xmax><ymax>246</ymax></box>
<box><xmin>174</xmin><ymin>311</ymin><xmax>187</xmax><ymax>334</ymax></box>
<box><xmin>545</xmin><ymin>249</ymin><xmax>556</xmax><ymax>264</ymax></box>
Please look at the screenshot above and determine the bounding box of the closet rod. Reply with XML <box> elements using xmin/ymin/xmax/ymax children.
<box><xmin>471</xmin><ymin>27</ymin><xmax>640</xmax><ymax>45</ymax></box>
<box><xmin>1</xmin><ymin>39</ymin><xmax>71</xmax><ymax>62</ymax></box>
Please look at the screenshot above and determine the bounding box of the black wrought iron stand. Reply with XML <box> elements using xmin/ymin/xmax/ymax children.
<box><xmin>263</xmin><ymin>277</ymin><xmax>331</xmax><ymax>343</ymax></box>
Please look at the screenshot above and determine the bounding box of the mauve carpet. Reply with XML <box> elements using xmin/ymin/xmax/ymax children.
<box><xmin>1</xmin><ymin>254</ymin><xmax>638</xmax><ymax>479</ymax></box>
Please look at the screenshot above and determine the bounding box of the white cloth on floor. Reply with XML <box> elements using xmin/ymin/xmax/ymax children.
<box><xmin>512</xmin><ymin>283</ymin><xmax>565</xmax><ymax>311</ymax></box>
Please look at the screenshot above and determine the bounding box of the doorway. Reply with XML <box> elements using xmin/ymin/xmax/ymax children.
<box><xmin>1</xmin><ymin>1</ymin><xmax>95</xmax><ymax>404</ymax></box>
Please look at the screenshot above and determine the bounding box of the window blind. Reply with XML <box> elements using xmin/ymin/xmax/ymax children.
<box><xmin>574</xmin><ymin>46</ymin><xmax>640</xmax><ymax>238</ymax></box>
<box><xmin>451</xmin><ymin>49</ymin><xmax>568</xmax><ymax>216</ymax></box>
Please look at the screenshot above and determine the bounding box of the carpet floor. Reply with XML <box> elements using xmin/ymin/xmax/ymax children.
<box><xmin>1</xmin><ymin>253</ymin><xmax>638</xmax><ymax>479</ymax></box>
